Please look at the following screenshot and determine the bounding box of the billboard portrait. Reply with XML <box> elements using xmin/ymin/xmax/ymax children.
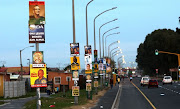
<box><xmin>32</xmin><ymin>51</ymin><xmax>44</xmax><ymax>64</ymax></box>
<box><xmin>29</xmin><ymin>24</ymin><xmax>45</xmax><ymax>43</ymax></box>
<box><xmin>71</xmin><ymin>56</ymin><xmax>80</xmax><ymax>70</ymax></box>
<box><xmin>86</xmin><ymin>83</ymin><xmax>92</xmax><ymax>91</ymax></box>
<box><xmin>30</xmin><ymin>64</ymin><xmax>47</xmax><ymax>87</ymax></box>
<box><xmin>29</xmin><ymin>1</ymin><xmax>45</xmax><ymax>25</ymax></box>
<box><xmin>84</xmin><ymin>45</ymin><xmax>92</xmax><ymax>55</ymax></box>
<box><xmin>99</xmin><ymin>63</ymin><xmax>103</xmax><ymax>70</ymax></box>
<box><xmin>72</xmin><ymin>70</ymin><xmax>79</xmax><ymax>81</ymax></box>
<box><xmin>94</xmin><ymin>64</ymin><xmax>98</xmax><ymax>72</ymax></box>
<box><xmin>70</xmin><ymin>43</ymin><xmax>80</xmax><ymax>56</ymax></box>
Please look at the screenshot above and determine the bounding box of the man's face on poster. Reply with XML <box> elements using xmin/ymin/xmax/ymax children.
<box><xmin>38</xmin><ymin>70</ymin><xmax>44</xmax><ymax>78</ymax></box>
<box><xmin>33</xmin><ymin>5</ymin><xmax>40</xmax><ymax>15</ymax></box>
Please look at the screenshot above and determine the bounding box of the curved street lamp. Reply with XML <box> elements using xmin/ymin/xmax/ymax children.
<box><xmin>105</xmin><ymin>32</ymin><xmax>120</xmax><ymax>56</ymax></box>
<box><xmin>86</xmin><ymin>0</ymin><xmax>94</xmax><ymax>46</ymax></box>
<box><xmin>110</xmin><ymin>47</ymin><xmax>121</xmax><ymax>58</ymax></box>
<box><xmin>98</xmin><ymin>20</ymin><xmax>118</xmax><ymax>58</ymax></box>
<box><xmin>108</xmin><ymin>40</ymin><xmax>120</xmax><ymax>57</ymax></box>
<box><xmin>20</xmin><ymin>45</ymin><xmax>34</xmax><ymax>80</ymax></box>
<box><xmin>94</xmin><ymin>7</ymin><xmax>117</xmax><ymax>50</ymax></box>
<box><xmin>102</xmin><ymin>27</ymin><xmax>119</xmax><ymax>58</ymax></box>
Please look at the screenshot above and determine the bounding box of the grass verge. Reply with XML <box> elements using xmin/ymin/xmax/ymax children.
<box><xmin>0</xmin><ymin>101</ymin><xmax>5</xmax><ymax>105</ymax></box>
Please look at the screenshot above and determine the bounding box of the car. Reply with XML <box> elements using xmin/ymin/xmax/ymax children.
<box><xmin>140</xmin><ymin>77</ymin><xmax>150</xmax><ymax>86</ymax></box>
<box><xmin>162</xmin><ymin>76</ymin><xmax>172</xmax><ymax>85</ymax></box>
<box><xmin>137</xmin><ymin>75</ymin><xmax>142</xmax><ymax>78</ymax></box>
<box><xmin>148</xmin><ymin>79</ymin><xmax>158</xmax><ymax>88</ymax></box>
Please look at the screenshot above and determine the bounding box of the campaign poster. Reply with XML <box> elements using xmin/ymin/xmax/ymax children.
<box><xmin>29</xmin><ymin>24</ymin><xmax>45</xmax><ymax>43</ymax></box>
<box><xmin>29</xmin><ymin>1</ymin><xmax>45</xmax><ymax>25</ymax></box>
<box><xmin>94</xmin><ymin>81</ymin><xmax>98</xmax><ymax>87</ymax></box>
<box><xmin>70</xmin><ymin>43</ymin><xmax>80</xmax><ymax>56</ymax></box>
<box><xmin>72</xmin><ymin>70</ymin><xmax>79</xmax><ymax>81</ymax></box>
<box><xmin>85</xmin><ymin>55</ymin><xmax>92</xmax><ymax>74</ymax></box>
<box><xmin>99</xmin><ymin>63</ymin><xmax>103</xmax><ymax>70</ymax></box>
<box><xmin>72</xmin><ymin>86</ymin><xmax>79</xmax><ymax>96</ymax></box>
<box><xmin>86</xmin><ymin>74</ymin><xmax>92</xmax><ymax>82</ymax></box>
<box><xmin>71</xmin><ymin>56</ymin><xmax>80</xmax><ymax>70</ymax></box>
<box><xmin>94</xmin><ymin>50</ymin><xmax>98</xmax><ymax>62</ymax></box>
<box><xmin>94</xmin><ymin>64</ymin><xmax>98</xmax><ymax>72</ymax></box>
<box><xmin>32</xmin><ymin>51</ymin><xmax>44</xmax><ymax>64</ymax></box>
<box><xmin>86</xmin><ymin>83</ymin><xmax>92</xmax><ymax>91</ymax></box>
<box><xmin>84</xmin><ymin>45</ymin><xmax>92</xmax><ymax>55</ymax></box>
<box><xmin>30</xmin><ymin>64</ymin><xmax>47</xmax><ymax>87</ymax></box>
<box><xmin>94</xmin><ymin>72</ymin><xmax>99</xmax><ymax>78</ymax></box>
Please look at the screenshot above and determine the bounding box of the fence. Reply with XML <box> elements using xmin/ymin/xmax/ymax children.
<box><xmin>4</xmin><ymin>81</ymin><xmax>25</xmax><ymax>98</ymax></box>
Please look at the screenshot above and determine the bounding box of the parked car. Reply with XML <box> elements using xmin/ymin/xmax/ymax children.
<box><xmin>137</xmin><ymin>75</ymin><xmax>142</xmax><ymax>78</ymax></box>
<box><xmin>162</xmin><ymin>76</ymin><xmax>172</xmax><ymax>85</ymax></box>
<box><xmin>148</xmin><ymin>79</ymin><xmax>158</xmax><ymax>88</ymax></box>
<box><xmin>140</xmin><ymin>77</ymin><xmax>150</xmax><ymax>86</ymax></box>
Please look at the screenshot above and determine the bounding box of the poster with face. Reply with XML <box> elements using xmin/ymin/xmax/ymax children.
<box><xmin>85</xmin><ymin>55</ymin><xmax>92</xmax><ymax>74</ymax></box>
<box><xmin>84</xmin><ymin>45</ymin><xmax>92</xmax><ymax>56</ymax></box>
<box><xmin>29</xmin><ymin>1</ymin><xmax>45</xmax><ymax>25</ymax></box>
<box><xmin>32</xmin><ymin>51</ymin><xmax>44</xmax><ymax>64</ymax></box>
<box><xmin>72</xmin><ymin>70</ymin><xmax>79</xmax><ymax>81</ymax></box>
<box><xmin>30</xmin><ymin>64</ymin><xmax>47</xmax><ymax>87</ymax></box>
<box><xmin>70</xmin><ymin>43</ymin><xmax>80</xmax><ymax>56</ymax></box>
<box><xmin>71</xmin><ymin>56</ymin><xmax>80</xmax><ymax>70</ymax></box>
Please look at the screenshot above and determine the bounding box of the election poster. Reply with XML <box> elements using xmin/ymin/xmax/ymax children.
<box><xmin>85</xmin><ymin>55</ymin><xmax>92</xmax><ymax>74</ymax></box>
<box><xmin>84</xmin><ymin>45</ymin><xmax>92</xmax><ymax>56</ymax></box>
<box><xmin>29</xmin><ymin>1</ymin><xmax>45</xmax><ymax>25</ymax></box>
<box><xmin>32</xmin><ymin>51</ymin><xmax>44</xmax><ymax>64</ymax></box>
<box><xmin>72</xmin><ymin>70</ymin><xmax>79</xmax><ymax>81</ymax></box>
<box><xmin>71</xmin><ymin>56</ymin><xmax>80</xmax><ymax>70</ymax></box>
<box><xmin>86</xmin><ymin>74</ymin><xmax>92</xmax><ymax>82</ymax></box>
<box><xmin>94</xmin><ymin>64</ymin><xmax>98</xmax><ymax>72</ymax></box>
<box><xmin>70</xmin><ymin>43</ymin><xmax>80</xmax><ymax>56</ymax></box>
<box><xmin>30</xmin><ymin>64</ymin><xmax>47</xmax><ymax>88</ymax></box>
<box><xmin>86</xmin><ymin>83</ymin><xmax>92</xmax><ymax>91</ymax></box>
<box><xmin>94</xmin><ymin>81</ymin><xmax>98</xmax><ymax>87</ymax></box>
<box><xmin>29</xmin><ymin>24</ymin><xmax>45</xmax><ymax>43</ymax></box>
<box><xmin>72</xmin><ymin>86</ymin><xmax>79</xmax><ymax>96</ymax></box>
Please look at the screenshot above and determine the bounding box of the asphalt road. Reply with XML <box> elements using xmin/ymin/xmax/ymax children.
<box><xmin>119</xmin><ymin>77</ymin><xmax>180</xmax><ymax>109</ymax></box>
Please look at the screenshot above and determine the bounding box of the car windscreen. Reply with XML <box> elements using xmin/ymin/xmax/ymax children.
<box><xmin>143</xmin><ymin>78</ymin><xmax>148</xmax><ymax>80</ymax></box>
<box><xmin>165</xmin><ymin>77</ymin><xmax>171</xmax><ymax>79</ymax></box>
<box><xmin>149</xmin><ymin>80</ymin><xmax>157</xmax><ymax>82</ymax></box>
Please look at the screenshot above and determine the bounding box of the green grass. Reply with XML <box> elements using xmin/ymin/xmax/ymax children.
<box><xmin>0</xmin><ymin>101</ymin><xmax>5</xmax><ymax>105</ymax></box>
<box><xmin>0</xmin><ymin>91</ymin><xmax>36</xmax><ymax>100</ymax></box>
<box><xmin>24</xmin><ymin>89</ymin><xmax>99</xmax><ymax>109</ymax></box>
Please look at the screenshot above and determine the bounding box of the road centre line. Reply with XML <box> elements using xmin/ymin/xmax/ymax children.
<box><xmin>131</xmin><ymin>82</ymin><xmax>156</xmax><ymax>109</ymax></box>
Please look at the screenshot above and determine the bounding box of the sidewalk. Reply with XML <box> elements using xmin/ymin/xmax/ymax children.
<box><xmin>0</xmin><ymin>93</ymin><xmax>50</xmax><ymax>109</ymax></box>
<box><xmin>91</xmin><ymin>83</ymin><xmax>119</xmax><ymax>109</ymax></box>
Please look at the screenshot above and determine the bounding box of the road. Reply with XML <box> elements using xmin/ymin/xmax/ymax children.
<box><xmin>118</xmin><ymin>77</ymin><xmax>180</xmax><ymax>109</ymax></box>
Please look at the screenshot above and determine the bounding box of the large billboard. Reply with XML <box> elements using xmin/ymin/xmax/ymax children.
<box><xmin>30</xmin><ymin>64</ymin><xmax>47</xmax><ymax>87</ymax></box>
<box><xmin>29</xmin><ymin>1</ymin><xmax>45</xmax><ymax>25</ymax></box>
<box><xmin>29</xmin><ymin>24</ymin><xmax>45</xmax><ymax>43</ymax></box>
<box><xmin>70</xmin><ymin>43</ymin><xmax>80</xmax><ymax>56</ymax></box>
<box><xmin>71</xmin><ymin>56</ymin><xmax>80</xmax><ymax>70</ymax></box>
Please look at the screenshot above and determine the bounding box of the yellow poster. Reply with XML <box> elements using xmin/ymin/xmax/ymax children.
<box><xmin>71</xmin><ymin>56</ymin><xmax>80</xmax><ymax>70</ymax></box>
<box><xmin>30</xmin><ymin>64</ymin><xmax>47</xmax><ymax>87</ymax></box>
<box><xmin>94</xmin><ymin>64</ymin><xmax>98</xmax><ymax>72</ymax></box>
<box><xmin>94</xmin><ymin>81</ymin><xmax>98</xmax><ymax>87</ymax></box>
<box><xmin>72</xmin><ymin>86</ymin><xmax>79</xmax><ymax>96</ymax></box>
<box><xmin>86</xmin><ymin>83</ymin><xmax>92</xmax><ymax>91</ymax></box>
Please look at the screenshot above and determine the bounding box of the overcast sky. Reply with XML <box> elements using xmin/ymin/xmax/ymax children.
<box><xmin>0</xmin><ymin>0</ymin><xmax>179</xmax><ymax>69</ymax></box>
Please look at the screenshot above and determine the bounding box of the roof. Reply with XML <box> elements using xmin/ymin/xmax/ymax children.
<box><xmin>3</xmin><ymin>67</ymin><xmax>30</xmax><ymax>75</ymax></box>
<box><xmin>0</xmin><ymin>67</ymin><xmax>8</xmax><ymax>72</ymax></box>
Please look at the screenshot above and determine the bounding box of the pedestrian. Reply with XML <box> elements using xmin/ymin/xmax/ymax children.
<box><xmin>110</xmin><ymin>78</ymin><xmax>113</xmax><ymax>89</ymax></box>
<box><xmin>118</xmin><ymin>77</ymin><xmax>120</xmax><ymax>84</ymax></box>
<box><xmin>46</xmin><ymin>85</ymin><xmax>51</xmax><ymax>95</ymax></box>
<box><xmin>122</xmin><ymin>75</ymin><xmax>124</xmax><ymax>81</ymax></box>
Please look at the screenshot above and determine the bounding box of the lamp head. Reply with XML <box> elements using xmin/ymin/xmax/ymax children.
<box><xmin>30</xmin><ymin>45</ymin><xmax>34</xmax><ymax>47</ymax></box>
<box><xmin>112</xmin><ymin>7</ymin><xmax>117</xmax><ymax>9</ymax></box>
<box><xmin>117</xmin><ymin>40</ymin><xmax>120</xmax><ymax>43</ymax></box>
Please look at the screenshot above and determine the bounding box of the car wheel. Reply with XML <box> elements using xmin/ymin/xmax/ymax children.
<box><xmin>171</xmin><ymin>82</ymin><xmax>172</xmax><ymax>85</ymax></box>
<box><xmin>157</xmin><ymin>85</ymin><xmax>158</xmax><ymax>88</ymax></box>
<box><xmin>143</xmin><ymin>84</ymin><xmax>144</xmax><ymax>87</ymax></box>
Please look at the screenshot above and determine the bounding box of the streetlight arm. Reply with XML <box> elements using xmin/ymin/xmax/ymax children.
<box><xmin>108</xmin><ymin>40</ymin><xmax>120</xmax><ymax>57</ymax></box>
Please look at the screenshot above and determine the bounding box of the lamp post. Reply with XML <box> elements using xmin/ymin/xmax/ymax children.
<box><xmin>20</xmin><ymin>45</ymin><xmax>34</xmax><ymax>81</ymax></box>
<box><xmin>98</xmin><ymin>19</ymin><xmax>118</xmax><ymax>58</ymax></box>
<box><xmin>105</xmin><ymin>32</ymin><xmax>120</xmax><ymax>56</ymax></box>
<box><xmin>111</xmin><ymin>49</ymin><xmax>122</xmax><ymax>59</ymax></box>
<box><xmin>102</xmin><ymin>27</ymin><xmax>119</xmax><ymax>58</ymax></box>
<box><xmin>93</xmin><ymin>7</ymin><xmax>117</xmax><ymax>50</ymax></box>
<box><xmin>108</xmin><ymin>40</ymin><xmax>120</xmax><ymax>58</ymax></box>
<box><xmin>27</xmin><ymin>59</ymin><xmax>30</xmax><ymax>74</ymax></box>
<box><xmin>109</xmin><ymin>47</ymin><xmax>120</xmax><ymax>58</ymax></box>
<box><xmin>86</xmin><ymin>0</ymin><xmax>93</xmax><ymax>46</ymax></box>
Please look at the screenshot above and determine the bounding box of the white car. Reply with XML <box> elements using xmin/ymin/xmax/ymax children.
<box><xmin>162</xmin><ymin>76</ymin><xmax>172</xmax><ymax>85</ymax></box>
<box><xmin>140</xmin><ymin>77</ymin><xmax>150</xmax><ymax>86</ymax></box>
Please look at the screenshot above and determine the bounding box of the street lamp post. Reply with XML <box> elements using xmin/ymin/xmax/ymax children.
<box><xmin>102</xmin><ymin>27</ymin><xmax>119</xmax><ymax>58</ymax></box>
<box><xmin>93</xmin><ymin>7</ymin><xmax>117</xmax><ymax>50</ymax></box>
<box><xmin>20</xmin><ymin>45</ymin><xmax>34</xmax><ymax>81</ymax></box>
<box><xmin>111</xmin><ymin>49</ymin><xmax>122</xmax><ymax>59</ymax></box>
<box><xmin>109</xmin><ymin>47</ymin><xmax>120</xmax><ymax>58</ymax></box>
<box><xmin>108</xmin><ymin>40</ymin><xmax>120</xmax><ymax>58</ymax></box>
<box><xmin>105</xmin><ymin>32</ymin><xmax>120</xmax><ymax>56</ymax></box>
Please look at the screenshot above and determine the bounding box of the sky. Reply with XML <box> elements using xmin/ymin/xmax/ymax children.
<box><xmin>0</xmin><ymin>0</ymin><xmax>180</xmax><ymax>69</ymax></box>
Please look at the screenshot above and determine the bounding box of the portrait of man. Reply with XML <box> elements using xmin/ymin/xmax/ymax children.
<box><xmin>70</xmin><ymin>43</ymin><xmax>79</xmax><ymax>56</ymax></box>
<box><xmin>86</xmin><ymin>64</ymin><xmax>90</xmax><ymax>70</ymax></box>
<box><xmin>71</xmin><ymin>56</ymin><xmax>80</xmax><ymax>70</ymax></box>
<box><xmin>29</xmin><ymin>1</ymin><xmax>45</xmax><ymax>24</ymax></box>
<box><xmin>73</xmin><ymin>70</ymin><xmax>79</xmax><ymax>78</ymax></box>
<box><xmin>34</xmin><ymin>69</ymin><xmax>47</xmax><ymax>85</ymax></box>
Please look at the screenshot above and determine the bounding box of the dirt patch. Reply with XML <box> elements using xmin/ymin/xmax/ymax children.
<box><xmin>64</xmin><ymin>87</ymin><xmax>109</xmax><ymax>109</ymax></box>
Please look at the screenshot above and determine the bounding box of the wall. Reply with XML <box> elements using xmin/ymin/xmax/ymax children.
<box><xmin>48</xmin><ymin>72</ymin><xmax>74</xmax><ymax>90</ymax></box>
<box><xmin>4</xmin><ymin>81</ymin><xmax>25</xmax><ymax>98</ymax></box>
<box><xmin>0</xmin><ymin>75</ymin><xmax>4</xmax><ymax>96</ymax></box>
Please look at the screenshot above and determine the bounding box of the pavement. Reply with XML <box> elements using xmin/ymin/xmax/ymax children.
<box><xmin>0</xmin><ymin>93</ymin><xmax>50</xmax><ymax>109</ymax></box>
<box><xmin>91</xmin><ymin>83</ymin><xmax>120</xmax><ymax>109</ymax></box>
